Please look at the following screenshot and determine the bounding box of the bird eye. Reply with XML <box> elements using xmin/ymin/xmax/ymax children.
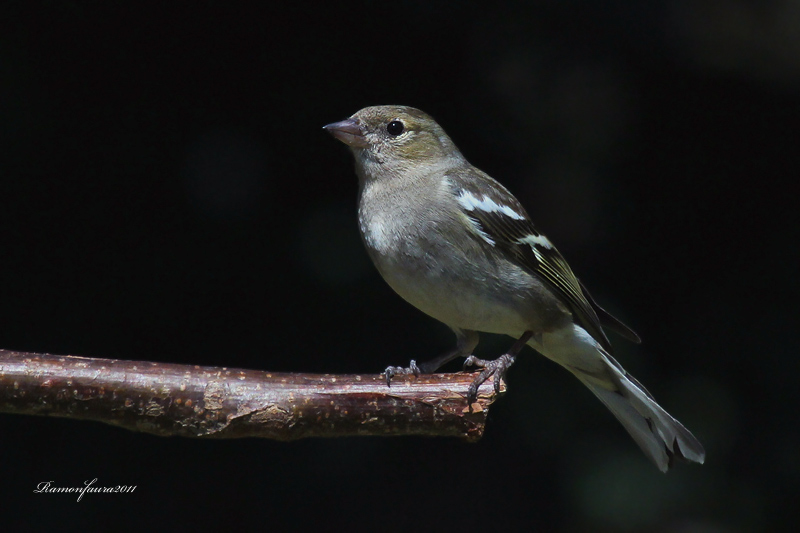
<box><xmin>386</xmin><ymin>120</ymin><xmax>405</xmax><ymax>136</ymax></box>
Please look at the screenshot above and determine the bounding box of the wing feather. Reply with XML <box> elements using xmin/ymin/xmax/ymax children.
<box><xmin>449</xmin><ymin>170</ymin><xmax>637</xmax><ymax>350</ymax></box>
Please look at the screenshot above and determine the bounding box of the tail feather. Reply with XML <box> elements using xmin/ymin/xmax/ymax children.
<box><xmin>537</xmin><ymin>324</ymin><xmax>705</xmax><ymax>472</ymax></box>
<box><xmin>572</xmin><ymin>359</ymin><xmax>706</xmax><ymax>472</ymax></box>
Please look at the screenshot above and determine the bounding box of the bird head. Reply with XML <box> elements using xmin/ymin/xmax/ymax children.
<box><xmin>324</xmin><ymin>105</ymin><xmax>464</xmax><ymax>180</ymax></box>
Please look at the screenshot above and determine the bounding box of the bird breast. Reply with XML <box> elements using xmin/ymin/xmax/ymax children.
<box><xmin>357</xmin><ymin>179</ymin><xmax>567</xmax><ymax>335</ymax></box>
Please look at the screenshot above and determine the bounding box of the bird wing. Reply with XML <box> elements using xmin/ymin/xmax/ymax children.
<box><xmin>448</xmin><ymin>169</ymin><xmax>638</xmax><ymax>350</ymax></box>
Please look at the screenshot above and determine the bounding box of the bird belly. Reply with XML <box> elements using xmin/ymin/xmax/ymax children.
<box><xmin>358</xmin><ymin>186</ymin><xmax>570</xmax><ymax>337</ymax></box>
<box><xmin>370</xmin><ymin>251</ymin><xmax>568</xmax><ymax>337</ymax></box>
<box><xmin>388</xmin><ymin>273</ymin><xmax>527</xmax><ymax>333</ymax></box>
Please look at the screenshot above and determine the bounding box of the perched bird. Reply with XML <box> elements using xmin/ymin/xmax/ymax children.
<box><xmin>324</xmin><ymin>105</ymin><xmax>705</xmax><ymax>472</ymax></box>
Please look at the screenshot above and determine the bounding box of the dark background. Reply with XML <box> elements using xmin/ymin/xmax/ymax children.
<box><xmin>2</xmin><ymin>2</ymin><xmax>797</xmax><ymax>531</ymax></box>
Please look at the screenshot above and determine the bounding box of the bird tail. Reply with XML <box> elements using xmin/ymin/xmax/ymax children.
<box><xmin>570</xmin><ymin>352</ymin><xmax>706</xmax><ymax>472</ymax></box>
<box><xmin>536</xmin><ymin>324</ymin><xmax>705</xmax><ymax>472</ymax></box>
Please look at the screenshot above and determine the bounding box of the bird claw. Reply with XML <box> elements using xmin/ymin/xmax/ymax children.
<box><xmin>384</xmin><ymin>359</ymin><xmax>421</xmax><ymax>387</ymax></box>
<box><xmin>463</xmin><ymin>353</ymin><xmax>516</xmax><ymax>407</ymax></box>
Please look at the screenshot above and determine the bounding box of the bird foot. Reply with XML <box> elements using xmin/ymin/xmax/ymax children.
<box><xmin>384</xmin><ymin>360</ymin><xmax>421</xmax><ymax>387</ymax></box>
<box><xmin>463</xmin><ymin>353</ymin><xmax>516</xmax><ymax>406</ymax></box>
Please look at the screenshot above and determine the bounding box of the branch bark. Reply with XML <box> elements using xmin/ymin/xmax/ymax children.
<box><xmin>0</xmin><ymin>349</ymin><xmax>503</xmax><ymax>442</ymax></box>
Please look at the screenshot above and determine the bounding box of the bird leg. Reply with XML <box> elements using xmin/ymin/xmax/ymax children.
<box><xmin>383</xmin><ymin>355</ymin><xmax>441</xmax><ymax>386</ymax></box>
<box><xmin>384</xmin><ymin>329</ymin><xmax>479</xmax><ymax>387</ymax></box>
<box><xmin>463</xmin><ymin>331</ymin><xmax>533</xmax><ymax>406</ymax></box>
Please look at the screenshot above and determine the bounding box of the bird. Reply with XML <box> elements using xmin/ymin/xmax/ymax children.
<box><xmin>323</xmin><ymin>105</ymin><xmax>705</xmax><ymax>472</ymax></box>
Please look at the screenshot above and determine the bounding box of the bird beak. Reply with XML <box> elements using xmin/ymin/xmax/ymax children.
<box><xmin>323</xmin><ymin>118</ymin><xmax>368</xmax><ymax>148</ymax></box>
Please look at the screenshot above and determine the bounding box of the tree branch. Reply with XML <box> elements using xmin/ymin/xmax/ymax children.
<box><xmin>0</xmin><ymin>349</ymin><xmax>503</xmax><ymax>441</ymax></box>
